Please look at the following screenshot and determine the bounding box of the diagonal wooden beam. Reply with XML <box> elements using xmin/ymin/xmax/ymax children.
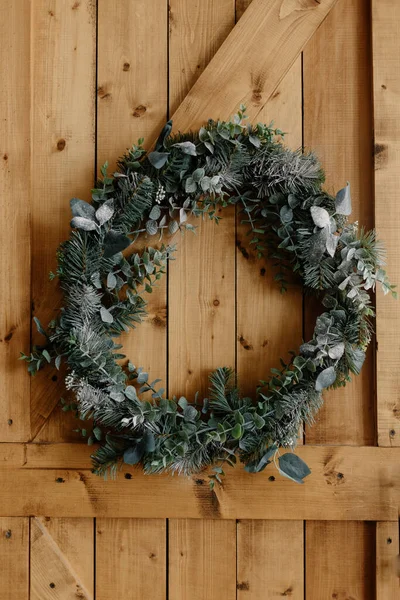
<box><xmin>169</xmin><ymin>0</ymin><xmax>339</xmax><ymax>131</ymax></box>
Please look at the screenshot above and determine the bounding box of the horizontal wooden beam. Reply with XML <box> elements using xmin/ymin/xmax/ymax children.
<box><xmin>0</xmin><ymin>443</ymin><xmax>399</xmax><ymax>520</ymax></box>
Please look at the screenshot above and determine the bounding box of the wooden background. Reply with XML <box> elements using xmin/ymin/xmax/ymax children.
<box><xmin>0</xmin><ymin>0</ymin><xmax>399</xmax><ymax>597</ymax></box>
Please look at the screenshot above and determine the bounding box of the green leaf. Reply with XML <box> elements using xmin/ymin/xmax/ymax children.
<box><xmin>335</xmin><ymin>182</ymin><xmax>352</xmax><ymax>215</ymax></box>
<box><xmin>55</xmin><ymin>355</ymin><xmax>62</xmax><ymax>370</ymax></box>
<box><xmin>33</xmin><ymin>317</ymin><xmax>47</xmax><ymax>337</ymax></box>
<box><xmin>42</xmin><ymin>349</ymin><xmax>51</xmax><ymax>363</ymax></box>
<box><xmin>95</xmin><ymin>199</ymin><xmax>114</xmax><ymax>225</ymax></box>
<box><xmin>125</xmin><ymin>386</ymin><xmax>138</xmax><ymax>401</ymax></box>
<box><xmin>192</xmin><ymin>168</ymin><xmax>205</xmax><ymax>182</ymax></box>
<box><xmin>123</xmin><ymin>442</ymin><xmax>145</xmax><ymax>465</ymax></box>
<box><xmin>278</xmin><ymin>453</ymin><xmax>311</xmax><ymax>484</ymax></box>
<box><xmin>107</xmin><ymin>272</ymin><xmax>117</xmax><ymax>289</ymax></box>
<box><xmin>148</xmin><ymin>151</ymin><xmax>169</xmax><ymax>169</ymax></box>
<box><xmin>93</xmin><ymin>426</ymin><xmax>102</xmax><ymax>441</ymax></box>
<box><xmin>244</xmin><ymin>444</ymin><xmax>277</xmax><ymax>473</ymax></box>
<box><xmin>103</xmin><ymin>230</ymin><xmax>131</xmax><ymax>258</ymax></box>
<box><xmin>280</xmin><ymin>205</ymin><xmax>293</xmax><ymax>224</ymax></box>
<box><xmin>149</xmin><ymin>205</ymin><xmax>161</xmax><ymax>220</ymax></box>
<box><xmin>70</xmin><ymin>198</ymin><xmax>96</xmax><ymax>219</ymax></box>
<box><xmin>315</xmin><ymin>366</ymin><xmax>336</xmax><ymax>391</ymax></box>
<box><xmin>100</xmin><ymin>306</ymin><xmax>113</xmax><ymax>324</ymax></box>
<box><xmin>169</xmin><ymin>220</ymin><xmax>179</xmax><ymax>235</ymax></box>
<box><xmin>70</xmin><ymin>216</ymin><xmax>97</xmax><ymax>231</ymax></box>
<box><xmin>146</xmin><ymin>220</ymin><xmax>158</xmax><ymax>235</ymax></box>
<box><xmin>155</xmin><ymin>119</ymin><xmax>173</xmax><ymax>150</ymax></box>
<box><xmin>173</xmin><ymin>141</ymin><xmax>197</xmax><ymax>156</ymax></box>
<box><xmin>231</xmin><ymin>423</ymin><xmax>243</xmax><ymax>440</ymax></box>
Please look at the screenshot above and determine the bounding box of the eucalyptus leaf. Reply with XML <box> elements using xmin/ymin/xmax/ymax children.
<box><xmin>70</xmin><ymin>216</ymin><xmax>97</xmax><ymax>231</ymax></box>
<box><xmin>310</xmin><ymin>206</ymin><xmax>330</xmax><ymax>228</ymax></box>
<box><xmin>100</xmin><ymin>306</ymin><xmax>113</xmax><ymax>324</ymax></box>
<box><xmin>149</xmin><ymin>205</ymin><xmax>161</xmax><ymax>220</ymax></box>
<box><xmin>278</xmin><ymin>453</ymin><xmax>311</xmax><ymax>484</ymax></box>
<box><xmin>148</xmin><ymin>151</ymin><xmax>169</xmax><ymax>169</ymax></box>
<box><xmin>173</xmin><ymin>141</ymin><xmax>197</xmax><ymax>156</ymax></box>
<box><xmin>107</xmin><ymin>272</ymin><xmax>117</xmax><ymax>290</ymax></box>
<box><xmin>335</xmin><ymin>182</ymin><xmax>352</xmax><ymax>215</ymax></box>
<box><xmin>315</xmin><ymin>366</ymin><xmax>336</xmax><ymax>391</ymax></box>
<box><xmin>103</xmin><ymin>230</ymin><xmax>131</xmax><ymax>258</ymax></box>
<box><xmin>70</xmin><ymin>198</ymin><xmax>96</xmax><ymax>219</ymax></box>
<box><xmin>326</xmin><ymin>233</ymin><xmax>339</xmax><ymax>257</ymax></box>
<box><xmin>95</xmin><ymin>199</ymin><xmax>114</xmax><ymax>226</ymax></box>
<box><xmin>146</xmin><ymin>220</ymin><xmax>158</xmax><ymax>235</ymax></box>
<box><xmin>328</xmin><ymin>342</ymin><xmax>345</xmax><ymax>360</ymax></box>
<box><xmin>169</xmin><ymin>220</ymin><xmax>179</xmax><ymax>235</ymax></box>
<box><xmin>155</xmin><ymin>119</ymin><xmax>172</xmax><ymax>150</ymax></box>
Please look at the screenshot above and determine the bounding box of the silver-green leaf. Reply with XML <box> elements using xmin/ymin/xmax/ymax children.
<box><xmin>315</xmin><ymin>366</ymin><xmax>336</xmax><ymax>391</ymax></box>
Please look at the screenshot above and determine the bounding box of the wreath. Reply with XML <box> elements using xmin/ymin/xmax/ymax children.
<box><xmin>22</xmin><ymin>107</ymin><xmax>395</xmax><ymax>486</ymax></box>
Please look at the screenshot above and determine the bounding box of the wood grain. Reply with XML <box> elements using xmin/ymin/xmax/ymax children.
<box><xmin>372</xmin><ymin>0</ymin><xmax>400</xmax><ymax>446</ymax></box>
<box><xmin>303</xmin><ymin>0</ymin><xmax>374</xmax><ymax>445</ymax></box>
<box><xmin>303</xmin><ymin>1</ymin><xmax>376</xmax><ymax>592</ymax></box>
<box><xmin>1</xmin><ymin>445</ymin><xmax>399</xmax><ymax>520</ymax></box>
<box><xmin>0</xmin><ymin>518</ymin><xmax>29</xmax><ymax>599</ymax></box>
<box><xmin>168</xmin><ymin>2</ymin><xmax>237</xmax><ymax>593</ymax></box>
<box><xmin>0</xmin><ymin>0</ymin><xmax>31</xmax><ymax>441</ymax></box>
<box><xmin>237</xmin><ymin>520</ymin><xmax>304</xmax><ymax>599</ymax></box>
<box><xmin>96</xmin><ymin>519</ymin><xmax>166</xmax><ymax>600</ymax></box>
<box><xmin>30</xmin><ymin>517</ymin><xmax>94</xmax><ymax>600</ymax></box>
<box><xmin>96</xmin><ymin>0</ymin><xmax>169</xmax><ymax>412</ymax></box>
<box><xmin>306</xmin><ymin>521</ymin><xmax>375</xmax><ymax>600</ymax></box>
<box><xmin>376</xmin><ymin>521</ymin><xmax>400</xmax><ymax>599</ymax></box>
<box><xmin>169</xmin><ymin>0</ymin><xmax>339</xmax><ymax>132</ymax></box>
<box><xmin>169</xmin><ymin>520</ymin><xmax>236</xmax><ymax>599</ymax></box>
<box><xmin>30</xmin><ymin>0</ymin><xmax>96</xmax><ymax>441</ymax></box>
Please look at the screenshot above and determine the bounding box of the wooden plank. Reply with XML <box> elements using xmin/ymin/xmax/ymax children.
<box><xmin>0</xmin><ymin>445</ymin><xmax>399</xmax><ymax>520</ymax></box>
<box><xmin>237</xmin><ymin>58</ymin><xmax>303</xmax><ymax>399</ymax></box>
<box><xmin>96</xmin><ymin>519</ymin><xmax>166</xmax><ymax>600</ymax></box>
<box><xmin>237</xmin><ymin>520</ymin><xmax>304</xmax><ymax>599</ymax></box>
<box><xmin>376</xmin><ymin>521</ymin><xmax>400</xmax><ymax>599</ymax></box>
<box><xmin>168</xmin><ymin>4</ymin><xmax>236</xmax><ymax>596</ymax></box>
<box><xmin>169</xmin><ymin>520</ymin><xmax>236</xmax><ymax>599</ymax></box>
<box><xmin>303</xmin><ymin>0</ymin><xmax>374</xmax><ymax>445</ymax></box>
<box><xmin>372</xmin><ymin>0</ymin><xmax>400</xmax><ymax>446</ymax></box>
<box><xmin>30</xmin><ymin>0</ymin><xmax>96</xmax><ymax>441</ymax></box>
<box><xmin>306</xmin><ymin>522</ymin><xmax>375</xmax><ymax>599</ymax></box>
<box><xmin>235</xmin><ymin>24</ymin><xmax>304</xmax><ymax>599</ymax></box>
<box><xmin>303</xmin><ymin>1</ymin><xmax>375</xmax><ymax>591</ymax></box>
<box><xmin>0</xmin><ymin>0</ymin><xmax>31</xmax><ymax>441</ymax></box>
<box><xmin>169</xmin><ymin>0</ymin><xmax>339</xmax><ymax>132</ymax></box>
<box><xmin>168</xmin><ymin>0</ymin><xmax>235</xmax><ymax>399</ymax></box>
<box><xmin>95</xmin><ymin>0</ymin><xmax>169</xmax><ymax>417</ymax></box>
<box><xmin>30</xmin><ymin>517</ymin><xmax>94</xmax><ymax>600</ymax></box>
<box><xmin>0</xmin><ymin>518</ymin><xmax>29</xmax><ymax>599</ymax></box>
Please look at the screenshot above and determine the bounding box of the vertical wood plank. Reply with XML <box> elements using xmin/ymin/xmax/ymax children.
<box><xmin>30</xmin><ymin>0</ymin><xmax>96</xmax><ymax>441</ymax></box>
<box><xmin>168</xmin><ymin>0</ymin><xmax>236</xmax><ymax>399</ymax></box>
<box><xmin>30</xmin><ymin>517</ymin><xmax>94</xmax><ymax>600</ymax></box>
<box><xmin>376</xmin><ymin>522</ymin><xmax>400</xmax><ymax>599</ymax></box>
<box><xmin>237</xmin><ymin>520</ymin><xmax>304</xmax><ymax>599</ymax></box>
<box><xmin>96</xmin><ymin>519</ymin><xmax>166</xmax><ymax>600</ymax></box>
<box><xmin>372</xmin><ymin>0</ymin><xmax>400</xmax><ymax>446</ymax></box>
<box><xmin>303</xmin><ymin>2</ymin><xmax>376</xmax><ymax>594</ymax></box>
<box><xmin>95</xmin><ymin>7</ymin><xmax>169</xmax><ymax>600</ymax></box>
<box><xmin>306</xmin><ymin>522</ymin><xmax>375</xmax><ymax>599</ymax></box>
<box><xmin>0</xmin><ymin>0</ymin><xmax>31</xmax><ymax>441</ymax></box>
<box><xmin>168</xmin><ymin>5</ymin><xmax>236</xmax><ymax>599</ymax></box>
<box><xmin>0</xmin><ymin>518</ymin><xmax>29</xmax><ymax>600</ymax></box>
<box><xmin>236</xmin><ymin>58</ymin><xmax>303</xmax><ymax>400</ymax></box>
<box><xmin>169</xmin><ymin>520</ymin><xmax>236</xmax><ymax>600</ymax></box>
<box><xmin>235</xmin><ymin>0</ymin><xmax>305</xmax><ymax>591</ymax></box>
<box><xmin>96</xmin><ymin>0</ymin><xmax>168</xmax><ymax>401</ymax></box>
<box><xmin>303</xmin><ymin>0</ymin><xmax>374</xmax><ymax>446</ymax></box>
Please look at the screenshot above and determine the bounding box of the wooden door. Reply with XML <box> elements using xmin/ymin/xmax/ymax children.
<box><xmin>0</xmin><ymin>0</ymin><xmax>399</xmax><ymax>597</ymax></box>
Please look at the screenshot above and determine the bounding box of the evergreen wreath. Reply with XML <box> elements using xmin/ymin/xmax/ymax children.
<box><xmin>22</xmin><ymin>107</ymin><xmax>395</xmax><ymax>486</ymax></box>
